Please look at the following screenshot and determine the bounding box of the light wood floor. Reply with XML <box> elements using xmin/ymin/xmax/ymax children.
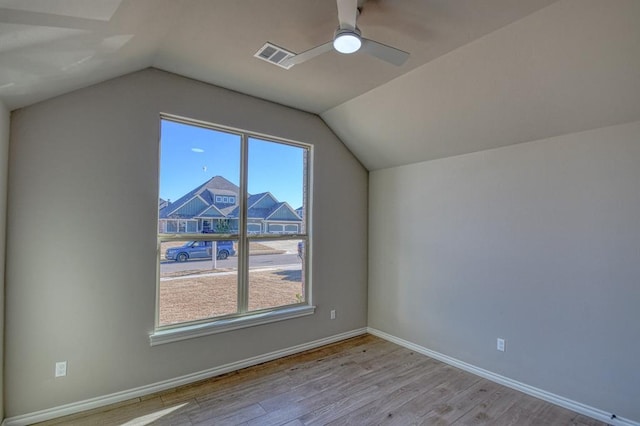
<box><xmin>37</xmin><ymin>334</ymin><xmax>608</xmax><ymax>426</ymax></box>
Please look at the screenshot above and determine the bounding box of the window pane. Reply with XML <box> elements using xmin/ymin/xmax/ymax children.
<box><xmin>159</xmin><ymin>239</ymin><xmax>239</xmax><ymax>326</ymax></box>
<box><xmin>159</xmin><ymin>120</ymin><xmax>241</xmax><ymax>236</ymax></box>
<box><xmin>248</xmin><ymin>239</ymin><xmax>304</xmax><ymax>311</ymax></box>
<box><xmin>247</xmin><ymin>138</ymin><xmax>307</xmax><ymax>236</ymax></box>
<box><xmin>157</xmin><ymin>118</ymin><xmax>311</xmax><ymax>331</ymax></box>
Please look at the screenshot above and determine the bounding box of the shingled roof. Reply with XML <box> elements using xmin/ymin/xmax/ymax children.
<box><xmin>159</xmin><ymin>176</ymin><xmax>301</xmax><ymax>223</ymax></box>
<box><xmin>159</xmin><ymin>176</ymin><xmax>239</xmax><ymax>219</ymax></box>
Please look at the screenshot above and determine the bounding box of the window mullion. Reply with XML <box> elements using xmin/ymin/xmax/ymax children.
<box><xmin>238</xmin><ymin>133</ymin><xmax>249</xmax><ymax>313</ymax></box>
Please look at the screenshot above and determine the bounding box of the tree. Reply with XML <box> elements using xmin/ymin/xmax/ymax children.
<box><xmin>215</xmin><ymin>218</ymin><xmax>230</xmax><ymax>233</ymax></box>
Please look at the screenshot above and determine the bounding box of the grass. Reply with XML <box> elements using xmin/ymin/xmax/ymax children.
<box><xmin>159</xmin><ymin>269</ymin><xmax>303</xmax><ymax>326</ymax></box>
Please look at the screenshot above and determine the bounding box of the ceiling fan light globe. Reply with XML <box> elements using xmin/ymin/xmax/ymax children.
<box><xmin>333</xmin><ymin>32</ymin><xmax>361</xmax><ymax>54</ymax></box>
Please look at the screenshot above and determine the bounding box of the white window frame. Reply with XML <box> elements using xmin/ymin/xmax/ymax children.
<box><xmin>268</xmin><ymin>224</ymin><xmax>284</xmax><ymax>233</ymax></box>
<box><xmin>285</xmin><ymin>224</ymin><xmax>298</xmax><ymax>233</ymax></box>
<box><xmin>151</xmin><ymin>115</ymin><xmax>314</xmax><ymax>345</ymax></box>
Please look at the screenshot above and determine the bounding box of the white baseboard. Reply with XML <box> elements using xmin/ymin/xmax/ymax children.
<box><xmin>2</xmin><ymin>328</ymin><xmax>367</xmax><ymax>426</ymax></box>
<box><xmin>367</xmin><ymin>327</ymin><xmax>638</xmax><ymax>426</ymax></box>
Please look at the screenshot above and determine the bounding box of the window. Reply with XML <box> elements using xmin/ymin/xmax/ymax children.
<box><xmin>268</xmin><ymin>224</ymin><xmax>284</xmax><ymax>233</ymax></box>
<box><xmin>153</xmin><ymin>116</ymin><xmax>312</xmax><ymax>344</ymax></box>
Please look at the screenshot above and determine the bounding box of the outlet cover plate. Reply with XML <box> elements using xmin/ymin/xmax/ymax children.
<box><xmin>55</xmin><ymin>361</ymin><xmax>67</xmax><ymax>377</ymax></box>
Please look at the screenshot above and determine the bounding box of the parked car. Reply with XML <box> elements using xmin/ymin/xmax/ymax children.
<box><xmin>166</xmin><ymin>240</ymin><xmax>235</xmax><ymax>262</ymax></box>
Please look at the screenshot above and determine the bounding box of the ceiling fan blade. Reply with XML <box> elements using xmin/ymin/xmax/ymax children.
<box><xmin>281</xmin><ymin>41</ymin><xmax>334</xmax><ymax>67</ymax></box>
<box><xmin>336</xmin><ymin>0</ymin><xmax>358</xmax><ymax>30</ymax></box>
<box><xmin>361</xmin><ymin>38</ymin><xmax>409</xmax><ymax>66</ymax></box>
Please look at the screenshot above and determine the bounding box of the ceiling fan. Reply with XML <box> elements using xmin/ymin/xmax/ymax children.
<box><xmin>280</xmin><ymin>0</ymin><xmax>410</xmax><ymax>68</ymax></box>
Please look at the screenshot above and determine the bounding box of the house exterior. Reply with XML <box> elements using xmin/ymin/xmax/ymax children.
<box><xmin>158</xmin><ymin>176</ymin><xmax>303</xmax><ymax>234</ymax></box>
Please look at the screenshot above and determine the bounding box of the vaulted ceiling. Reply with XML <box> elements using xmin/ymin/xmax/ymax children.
<box><xmin>2</xmin><ymin>0</ymin><xmax>639</xmax><ymax>170</ymax></box>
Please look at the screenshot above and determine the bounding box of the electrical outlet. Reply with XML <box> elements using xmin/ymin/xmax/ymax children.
<box><xmin>55</xmin><ymin>361</ymin><xmax>67</xmax><ymax>377</ymax></box>
<box><xmin>330</xmin><ymin>309</ymin><xmax>336</xmax><ymax>320</ymax></box>
<box><xmin>497</xmin><ymin>338</ymin><xmax>506</xmax><ymax>352</ymax></box>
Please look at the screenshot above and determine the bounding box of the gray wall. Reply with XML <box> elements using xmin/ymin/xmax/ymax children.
<box><xmin>0</xmin><ymin>100</ymin><xmax>10</xmax><ymax>420</ymax></box>
<box><xmin>369</xmin><ymin>120</ymin><xmax>640</xmax><ymax>422</ymax></box>
<box><xmin>5</xmin><ymin>69</ymin><xmax>368</xmax><ymax>416</ymax></box>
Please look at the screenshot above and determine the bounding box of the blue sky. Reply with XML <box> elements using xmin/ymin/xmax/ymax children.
<box><xmin>160</xmin><ymin>120</ymin><xmax>304</xmax><ymax>208</ymax></box>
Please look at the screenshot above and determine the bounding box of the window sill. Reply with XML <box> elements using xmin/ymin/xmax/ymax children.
<box><xmin>149</xmin><ymin>305</ymin><xmax>316</xmax><ymax>346</ymax></box>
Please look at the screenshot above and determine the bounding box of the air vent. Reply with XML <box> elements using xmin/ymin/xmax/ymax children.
<box><xmin>254</xmin><ymin>42</ymin><xmax>295</xmax><ymax>69</ymax></box>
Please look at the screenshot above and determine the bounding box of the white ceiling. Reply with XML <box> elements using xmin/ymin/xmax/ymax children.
<box><xmin>323</xmin><ymin>0</ymin><xmax>640</xmax><ymax>169</ymax></box>
<box><xmin>1</xmin><ymin>0</ymin><xmax>639</xmax><ymax>170</ymax></box>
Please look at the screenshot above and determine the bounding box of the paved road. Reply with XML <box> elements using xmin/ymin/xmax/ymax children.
<box><xmin>161</xmin><ymin>252</ymin><xmax>301</xmax><ymax>274</ymax></box>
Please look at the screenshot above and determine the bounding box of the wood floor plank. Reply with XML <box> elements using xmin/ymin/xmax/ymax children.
<box><xmin>301</xmin><ymin>358</ymin><xmax>442</xmax><ymax>425</ymax></box>
<box><xmin>326</xmin><ymin>364</ymin><xmax>458</xmax><ymax>425</ymax></box>
<box><xmin>574</xmin><ymin>414</ymin><xmax>613</xmax><ymax>426</ymax></box>
<box><xmin>452</xmin><ymin>386</ymin><xmax>525</xmax><ymax>425</ymax></box>
<box><xmin>528</xmin><ymin>400</ymin><xmax>585</xmax><ymax>425</ymax></box>
<box><xmin>34</xmin><ymin>335</ymin><xmax>609</xmax><ymax>426</ymax></box>
<box><xmin>246</xmin><ymin>347</ymin><xmax>412</xmax><ymax>425</ymax></box>
<box><xmin>160</xmin><ymin>335</ymin><xmax>381</xmax><ymax>406</ymax></box>
<box><xmin>489</xmin><ymin>393</ymin><xmax>549</xmax><ymax>426</ymax></box>
<box><xmin>248</xmin><ymin>382</ymin><xmax>351</xmax><ymax>426</ymax></box>
<box><xmin>374</xmin><ymin>369</ymin><xmax>480</xmax><ymax>426</ymax></box>
<box><xmin>191</xmin><ymin>402</ymin><xmax>265</xmax><ymax>426</ymax></box>
<box><xmin>35</xmin><ymin>397</ymin><xmax>144</xmax><ymax>425</ymax></box>
<box><xmin>38</xmin><ymin>397</ymin><xmax>199</xmax><ymax>426</ymax></box>
<box><xmin>258</xmin><ymin>361</ymin><xmax>367</xmax><ymax>413</ymax></box>
<box><xmin>419</xmin><ymin>379</ymin><xmax>503</xmax><ymax>425</ymax></box>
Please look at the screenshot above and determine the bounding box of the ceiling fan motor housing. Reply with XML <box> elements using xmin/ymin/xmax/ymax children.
<box><xmin>333</xmin><ymin>27</ymin><xmax>362</xmax><ymax>54</ymax></box>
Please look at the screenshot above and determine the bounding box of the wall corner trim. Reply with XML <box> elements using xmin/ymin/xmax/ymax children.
<box><xmin>2</xmin><ymin>328</ymin><xmax>367</xmax><ymax>426</ymax></box>
<box><xmin>367</xmin><ymin>327</ymin><xmax>638</xmax><ymax>426</ymax></box>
